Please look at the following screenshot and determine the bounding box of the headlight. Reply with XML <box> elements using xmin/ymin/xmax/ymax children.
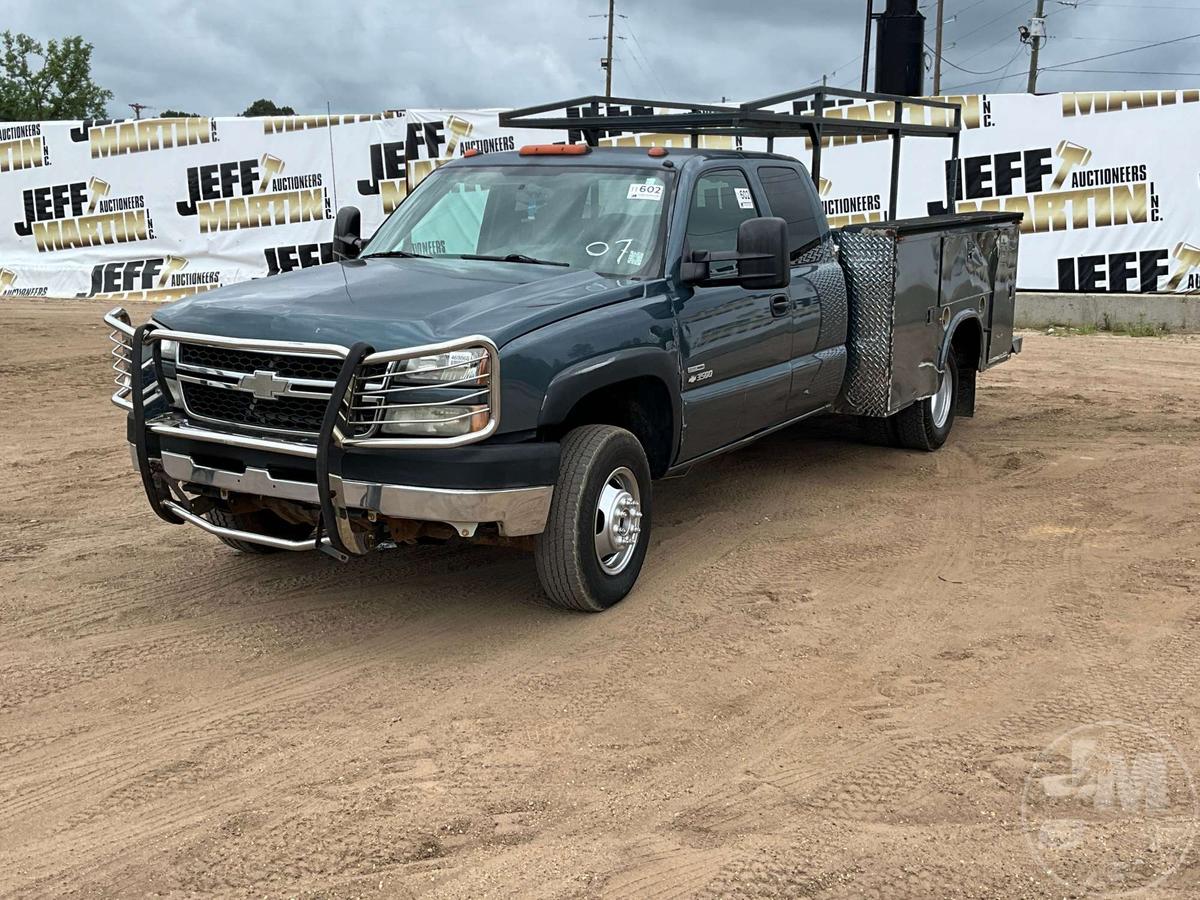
<box><xmin>380</xmin><ymin>404</ymin><xmax>489</xmax><ymax>437</ymax></box>
<box><xmin>153</xmin><ymin>329</ymin><xmax>182</xmax><ymax>405</ymax></box>
<box><xmin>390</xmin><ymin>348</ymin><xmax>488</xmax><ymax>385</ymax></box>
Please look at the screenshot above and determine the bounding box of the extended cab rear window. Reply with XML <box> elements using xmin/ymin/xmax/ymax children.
<box><xmin>758</xmin><ymin>166</ymin><xmax>826</xmax><ymax>258</ymax></box>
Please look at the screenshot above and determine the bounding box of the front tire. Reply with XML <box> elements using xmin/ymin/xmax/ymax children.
<box><xmin>535</xmin><ymin>425</ymin><xmax>652</xmax><ymax>612</ymax></box>
<box><xmin>207</xmin><ymin>506</ymin><xmax>313</xmax><ymax>554</ymax></box>
<box><xmin>893</xmin><ymin>353</ymin><xmax>959</xmax><ymax>451</ymax></box>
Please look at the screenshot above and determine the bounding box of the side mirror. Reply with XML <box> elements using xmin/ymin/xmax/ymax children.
<box><xmin>680</xmin><ymin>216</ymin><xmax>791</xmax><ymax>290</ymax></box>
<box><xmin>333</xmin><ymin>206</ymin><xmax>363</xmax><ymax>260</ymax></box>
<box><xmin>735</xmin><ymin>216</ymin><xmax>790</xmax><ymax>290</ymax></box>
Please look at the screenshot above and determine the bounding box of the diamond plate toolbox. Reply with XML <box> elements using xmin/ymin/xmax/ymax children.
<box><xmin>835</xmin><ymin>229</ymin><xmax>898</xmax><ymax>417</ymax></box>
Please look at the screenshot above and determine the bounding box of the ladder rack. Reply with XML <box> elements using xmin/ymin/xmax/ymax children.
<box><xmin>499</xmin><ymin>86</ymin><xmax>963</xmax><ymax>219</ymax></box>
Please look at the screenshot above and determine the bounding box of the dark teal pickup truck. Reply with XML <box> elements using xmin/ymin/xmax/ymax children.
<box><xmin>106</xmin><ymin>88</ymin><xmax>1022</xmax><ymax>611</ymax></box>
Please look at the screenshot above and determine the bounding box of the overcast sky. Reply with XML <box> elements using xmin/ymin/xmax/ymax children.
<box><xmin>8</xmin><ymin>0</ymin><xmax>1200</xmax><ymax>116</ymax></box>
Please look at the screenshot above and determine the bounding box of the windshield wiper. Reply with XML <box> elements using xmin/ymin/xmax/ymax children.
<box><xmin>456</xmin><ymin>253</ymin><xmax>570</xmax><ymax>267</ymax></box>
<box><xmin>360</xmin><ymin>249</ymin><xmax>430</xmax><ymax>259</ymax></box>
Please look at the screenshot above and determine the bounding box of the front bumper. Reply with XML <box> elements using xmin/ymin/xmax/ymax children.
<box><xmin>107</xmin><ymin>308</ymin><xmax>555</xmax><ymax>557</ymax></box>
<box><xmin>152</xmin><ymin>447</ymin><xmax>553</xmax><ymax>537</ymax></box>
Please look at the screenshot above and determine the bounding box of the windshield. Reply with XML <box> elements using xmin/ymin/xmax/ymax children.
<box><xmin>363</xmin><ymin>165</ymin><xmax>672</xmax><ymax>278</ymax></box>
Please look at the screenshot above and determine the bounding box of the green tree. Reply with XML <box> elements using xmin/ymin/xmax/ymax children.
<box><xmin>0</xmin><ymin>31</ymin><xmax>112</xmax><ymax>120</ymax></box>
<box><xmin>159</xmin><ymin>108</ymin><xmax>200</xmax><ymax>118</ymax></box>
<box><xmin>241</xmin><ymin>98</ymin><xmax>295</xmax><ymax>117</ymax></box>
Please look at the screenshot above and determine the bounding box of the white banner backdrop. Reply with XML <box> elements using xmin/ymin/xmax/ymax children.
<box><xmin>1</xmin><ymin>90</ymin><xmax>1197</xmax><ymax>301</ymax></box>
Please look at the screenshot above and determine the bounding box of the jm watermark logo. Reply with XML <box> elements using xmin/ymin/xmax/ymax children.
<box><xmin>1021</xmin><ymin>721</ymin><xmax>1198</xmax><ymax>896</ymax></box>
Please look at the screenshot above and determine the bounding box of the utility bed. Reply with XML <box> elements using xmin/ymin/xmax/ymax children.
<box><xmin>837</xmin><ymin>212</ymin><xmax>1022</xmax><ymax>417</ymax></box>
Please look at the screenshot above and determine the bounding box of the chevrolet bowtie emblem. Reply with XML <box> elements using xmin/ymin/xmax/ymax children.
<box><xmin>237</xmin><ymin>369</ymin><xmax>290</xmax><ymax>400</ymax></box>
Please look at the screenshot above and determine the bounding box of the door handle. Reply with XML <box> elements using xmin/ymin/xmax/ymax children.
<box><xmin>769</xmin><ymin>293</ymin><xmax>790</xmax><ymax>317</ymax></box>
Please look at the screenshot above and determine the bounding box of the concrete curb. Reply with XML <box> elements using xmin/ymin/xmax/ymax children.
<box><xmin>1016</xmin><ymin>291</ymin><xmax>1200</xmax><ymax>332</ymax></box>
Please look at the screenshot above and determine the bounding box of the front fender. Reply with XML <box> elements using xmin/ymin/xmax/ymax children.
<box><xmin>540</xmin><ymin>346</ymin><xmax>682</xmax><ymax>427</ymax></box>
<box><xmin>493</xmin><ymin>285</ymin><xmax>679</xmax><ymax>438</ymax></box>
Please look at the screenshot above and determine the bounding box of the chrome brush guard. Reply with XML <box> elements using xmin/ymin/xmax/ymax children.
<box><xmin>105</xmin><ymin>307</ymin><xmax>515</xmax><ymax>560</ymax></box>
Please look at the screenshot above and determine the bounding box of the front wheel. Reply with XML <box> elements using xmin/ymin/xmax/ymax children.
<box><xmin>206</xmin><ymin>505</ymin><xmax>313</xmax><ymax>554</ymax></box>
<box><xmin>893</xmin><ymin>353</ymin><xmax>959</xmax><ymax>451</ymax></box>
<box><xmin>535</xmin><ymin>425</ymin><xmax>652</xmax><ymax>612</ymax></box>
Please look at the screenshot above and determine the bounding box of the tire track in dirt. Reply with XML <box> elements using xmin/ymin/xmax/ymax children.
<box><xmin>3</xmin><ymin>304</ymin><xmax>1200</xmax><ymax>898</ymax></box>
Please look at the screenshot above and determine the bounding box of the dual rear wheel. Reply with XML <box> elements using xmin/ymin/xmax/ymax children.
<box><xmin>864</xmin><ymin>354</ymin><xmax>959</xmax><ymax>452</ymax></box>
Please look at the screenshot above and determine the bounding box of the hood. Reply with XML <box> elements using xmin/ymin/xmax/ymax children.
<box><xmin>153</xmin><ymin>257</ymin><xmax>645</xmax><ymax>350</ymax></box>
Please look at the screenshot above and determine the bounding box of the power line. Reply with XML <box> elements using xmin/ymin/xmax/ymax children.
<box><xmin>620</xmin><ymin>17</ymin><xmax>669</xmax><ymax>96</ymax></box>
<box><xmin>933</xmin><ymin>43</ymin><xmax>1026</xmax><ymax>74</ymax></box>
<box><xmin>943</xmin><ymin>49</ymin><xmax>1030</xmax><ymax>91</ymax></box>
<box><xmin>1058</xmin><ymin>2</ymin><xmax>1200</xmax><ymax>7</ymax></box>
<box><xmin>1039</xmin><ymin>30</ymin><xmax>1200</xmax><ymax>70</ymax></box>
<box><xmin>1046</xmin><ymin>0</ymin><xmax>1110</xmax><ymax>18</ymax></box>
<box><xmin>1050</xmin><ymin>66</ymin><xmax>1200</xmax><ymax>75</ymax></box>
<box><xmin>806</xmin><ymin>49</ymin><xmax>865</xmax><ymax>87</ymax></box>
<box><xmin>942</xmin><ymin>71</ymin><xmax>1027</xmax><ymax>91</ymax></box>
<box><xmin>952</xmin><ymin>28</ymin><xmax>1019</xmax><ymax>65</ymax></box>
<box><xmin>950</xmin><ymin>0</ymin><xmax>1032</xmax><ymax>43</ymax></box>
<box><xmin>1056</xmin><ymin>34</ymin><xmax>1185</xmax><ymax>42</ymax></box>
<box><xmin>948</xmin><ymin>0</ymin><xmax>994</xmax><ymax>16</ymax></box>
<box><xmin>1044</xmin><ymin>0</ymin><xmax>1092</xmax><ymax>15</ymax></box>
<box><xmin>616</xmin><ymin>34</ymin><xmax>662</xmax><ymax>97</ymax></box>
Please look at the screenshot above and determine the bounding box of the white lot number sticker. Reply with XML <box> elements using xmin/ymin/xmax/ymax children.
<box><xmin>627</xmin><ymin>182</ymin><xmax>664</xmax><ymax>202</ymax></box>
<box><xmin>735</xmin><ymin>187</ymin><xmax>755</xmax><ymax>210</ymax></box>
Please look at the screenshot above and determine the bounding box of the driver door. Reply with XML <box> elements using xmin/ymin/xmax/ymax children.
<box><xmin>676</xmin><ymin>168</ymin><xmax>793</xmax><ymax>462</ymax></box>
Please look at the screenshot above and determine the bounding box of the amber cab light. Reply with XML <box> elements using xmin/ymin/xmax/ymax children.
<box><xmin>519</xmin><ymin>143</ymin><xmax>592</xmax><ymax>156</ymax></box>
<box><xmin>647</xmin><ymin>147</ymin><xmax>669</xmax><ymax>157</ymax></box>
<box><xmin>463</xmin><ymin>148</ymin><xmax>480</xmax><ymax>157</ymax></box>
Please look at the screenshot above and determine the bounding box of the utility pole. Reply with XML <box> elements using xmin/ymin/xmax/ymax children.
<box><xmin>861</xmin><ymin>0</ymin><xmax>874</xmax><ymax>91</ymax></box>
<box><xmin>604</xmin><ymin>0</ymin><xmax>615</xmax><ymax>96</ymax></box>
<box><xmin>128</xmin><ymin>102</ymin><xmax>149</xmax><ymax>120</ymax></box>
<box><xmin>932</xmin><ymin>0</ymin><xmax>945</xmax><ymax>95</ymax></box>
<box><xmin>1026</xmin><ymin>0</ymin><xmax>1046</xmax><ymax>94</ymax></box>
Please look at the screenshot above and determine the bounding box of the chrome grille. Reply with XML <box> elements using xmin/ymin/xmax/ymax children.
<box><xmin>183</xmin><ymin>382</ymin><xmax>331</xmax><ymax>433</ymax></box>
<box><xmin>179</xmin><ymin>345</ymin><xmax>344</xmax><ymax>382</ymax></box>
<box><xmin>106</xmin><ymin>309</ymin><xmax>501</xmax><ymax>449</ymax></box>
<box><xmin>176</xmin><ymin>343</ymin><xmax>348</xmax><ymax>436</ymax></box>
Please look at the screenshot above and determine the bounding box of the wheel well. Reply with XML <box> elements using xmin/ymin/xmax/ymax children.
<box><xmin>545</xmin><ymin>376</ymin><xmax>674</xmax><ymax>478</ymax></box>
<box><xmin>950</xmin><ymin>316</ymin><xmax>984</xmax><ymax>370</ymax></box>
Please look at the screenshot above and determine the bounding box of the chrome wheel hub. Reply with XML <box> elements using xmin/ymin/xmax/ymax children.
<box><xmin>594</xmin><ymin>466</ymin><xmax>642</xmax><ymax>575</ymax></box>
<box><xmin>931</xmin><ymin>366</ymin><xmax>953</xmax><ymax>429</ymax></box>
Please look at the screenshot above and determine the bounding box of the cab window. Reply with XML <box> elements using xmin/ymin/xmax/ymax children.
<box><xmin>686</xmin><ymin>170</ymin><xmax>759</xmax><ymax>275</ymax></box>
<box><xmin>757</xmin><ymin>166</ymin><xmax>825</xmax><ymax>258</ymax></box>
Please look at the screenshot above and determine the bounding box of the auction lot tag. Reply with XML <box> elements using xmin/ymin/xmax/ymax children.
<box><xmin>627</xmin><ymin>182</ymin><xmax>664</xmax><ymax>201</ymax></box>
<box><xmin>735</xmin><ymin>187</ymin><xmax>755</xmax><ymax>209</ymax></box>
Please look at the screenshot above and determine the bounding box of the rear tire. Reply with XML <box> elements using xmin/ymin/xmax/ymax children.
<box><xmin>535</xmin><ymin>425</ymin><xmax>652</xmax><ymax>612</ymax></box>
<box><xmin>893</xmin><ymin>353</ymin><xmax>959</xmax><ymax>451</ymax></box>
<box><xmin>859</xmin><ymin>415</ymin><xmax>899</xmax><ymax>447</ymax></box>
<box><xmin>206</xmin><ymin>506</ymin><xmax>312</xmax><ymax>554</ymax></box>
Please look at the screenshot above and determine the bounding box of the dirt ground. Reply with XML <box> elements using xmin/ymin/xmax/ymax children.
<box><xmin>2</xmin><ymin>298</ymin><xmax>1199</xmax><ymax>898</ymax></box>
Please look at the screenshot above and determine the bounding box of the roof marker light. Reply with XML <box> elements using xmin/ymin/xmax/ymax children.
<box><xmin>519</xmin><ymin>143</ymin><xmax>592</xmax><ymax>156</ymax></box>
<box><xmin>463</xmin><ymin>148</ymin><xmax>480</xmax><ymax>157</ymax></box>
<box><xmin>647</xmin><ymin>147</ymin><xmax>669</xmax><ymax>158</ymax></box>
